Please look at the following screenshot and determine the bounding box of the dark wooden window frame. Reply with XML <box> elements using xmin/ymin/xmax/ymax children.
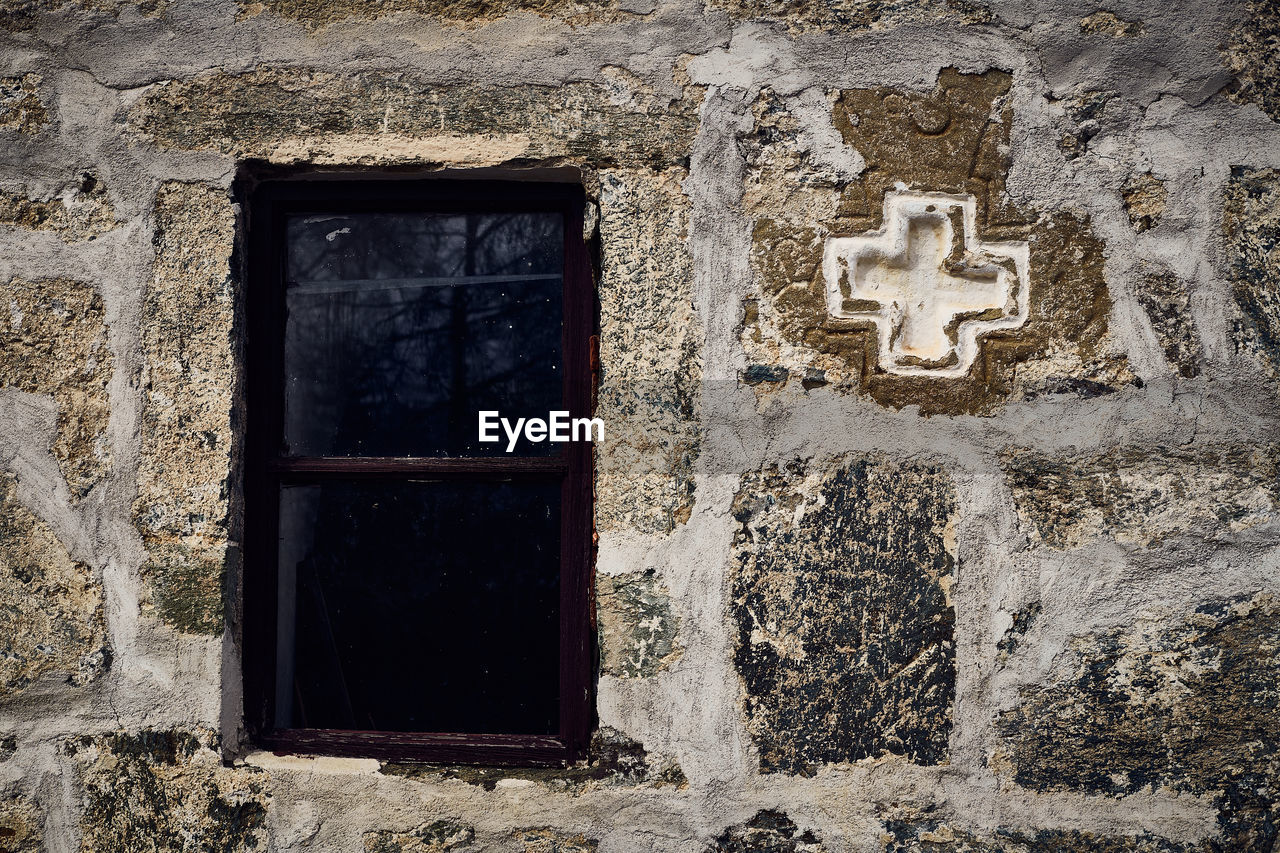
<box><xmin>243</xmin><ymin>177</ymin><xmax>595</xmax><ymax>766</ymax></box>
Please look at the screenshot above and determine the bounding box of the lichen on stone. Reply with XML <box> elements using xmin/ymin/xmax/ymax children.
<box><xmin>1221</xmin><ymin>0</ymin><xmax>1280</xmax><ymax>122</ymax></box>
<box><xmin>1003</xmin><ymin>444</ymin><xmax>1279</xmax><ymax>549</ymax></box>
<box><xmin>1134</xmin><ymin>268</ymin><xmax>1202</xmax><ymax>378</ymax></box>
<box><xmin>364</xmin><ymin>818</ymin><xmax>475</xmax><ymax>852</ymax></box>
<box><xmin>597</xmin><ymin>569</ymin><xmax>682</xmax><ymax>677</ymax></box>
<box><xmin>704</xmin><ymin>0</ymin><xmax>990</xmax><ymax>33</ymax></box>
<box><xmin>740</xmin><ymin>71</ymin><xmax>1128</xmax><ymax>415</ymax></box>
<box><xmin>706</xmin><ymin>810</ymin><xmax>825</xmax><ymax>852</ymax></box>
<box><xmin>0</xmin><ymin>276</ymin><xmax>113</xmax><ymax>498</ymax></box>
<box><xmin>0</xmin><ymin>74</ymin><xmax>48</xmax><ymax>134</ymax></box>
<box><xmin>0</xmin><ymin>472</ymin><xmax>108</xmax><ymax>696</ymax></box>
<box><xmin>0</xmin><ymin>173</ymin><xmax>116</xmax><ymax>241</ymax></box>
<box><xmin>994</xmin><ymin>594</ymin><xmax>1280</xmax><ymax>850</ymax></box>
<box><xmin>0</xmin><ymin>793</ymin><xmax>42</xmax><ymax>852</ymax></box>
<box><xmin>514</xmin><ymin>827</ymin><xmax>597</xmax><ymax>852</ymax></box>
<box><xmin>881</xmin><ymin>820</ymin><xmax>1195</xmax><ymax>852</ymax></box>
<box><xmin>1079</xmin><ymin>10</ymin><xmax>1144</xmax><ymax>36</ymax></box>
<box><xmin>1122</xmin><ymin>172</ymin><xmax>1167</xmax><ymax>232</ymax></box>
<box><xmin>1224</xmin><ymin>166</ymin><xmax>1280</xmax><ymax>377</ymax></box>
<box><xmin>133</xmin><ymin>183</ymin><xmax>237</xmax><ymax>634</ymax></box>
<box><xmin>595</xmin><ymin>168</ymin><xmax>701</xmax><ymax>534</ymax></box>
<box><xmin>238</xmin><ymin>0</ymin><xmax>617</xmax><ymax>30</ymax></box>
<box><xmin>731</xmin><ymin>457</ymin><xmax>956</xmax><ymax>774</ymax></box>
<box><xmin>128</xmin><ymin>70</ymin><xmax>701</xmax><ymax>168</ymax></box>
<box><xmin>64</xmin><ymin>728</ymin><xmax>269</xmax><ymax>853</ymax></box>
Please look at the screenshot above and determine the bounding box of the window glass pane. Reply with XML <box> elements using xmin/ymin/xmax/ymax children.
<box><xmin>283</xmin><ymin>212</ymin><xmax>564</xmax><ymax>457</ymax></box>
<box><xmin>275</xmin><ymin>480</ymin><xmax>560</xmax><ymax>735</ymax></box>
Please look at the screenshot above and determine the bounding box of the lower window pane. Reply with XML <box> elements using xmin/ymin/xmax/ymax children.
<box><xmin>275</xmin><ymin>480</ymin><xmax>560</xmax><ymax>735</ymax></box>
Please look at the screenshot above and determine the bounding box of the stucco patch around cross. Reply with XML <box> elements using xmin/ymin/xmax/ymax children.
<box><xmin>822</xmin><ymin>190</ymin><xmax>1029</xmax><ymax>377</ymax></box>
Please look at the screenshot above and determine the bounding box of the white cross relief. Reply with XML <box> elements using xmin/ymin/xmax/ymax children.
<box><xmin>822</xmin><ymin>190</ymin><xmax>1031</xmax><ymax>378</ymax></box>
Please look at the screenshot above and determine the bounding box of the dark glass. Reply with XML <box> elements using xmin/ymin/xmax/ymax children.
<box><xmin>275</xmin><ymin>481</ymin><xmax>561</xmax><ymax>734</ymax></box>
<box><xmin>283</xmin><ymin>212</ymin><xmax>564</xmax><ymax>457</ymax></box>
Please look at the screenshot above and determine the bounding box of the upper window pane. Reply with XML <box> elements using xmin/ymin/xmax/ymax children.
<box><xmin>283</xmin><ymin>211</ymin><xmax>564</xmax><ymax>457</ymax></box>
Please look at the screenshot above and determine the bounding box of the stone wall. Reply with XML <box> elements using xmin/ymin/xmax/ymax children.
<box><xmin>0</xmin><ymin>0</ymin><xmax>1277</xmax><ymax>849</ymax></box>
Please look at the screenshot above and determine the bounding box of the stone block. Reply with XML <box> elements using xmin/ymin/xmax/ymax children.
<box><xmin>133</xmin><ymin>183</ymin><xmax>236</xmax><ymax>634</ymax></box>
<box><xmin>514</xmin><ymin>828</ymin><xmax>598</xmax><ymax>852</ymax></box>
<box><xmin>1221</xmin><ymin>0</ymin><xmax>1280</xmax><ymax>122</ymax></box>
<box><xmin>237</xmin><ymin>0</ymin><xmax>616</xmax><ymax>29</ymax></box>
<box><xmin>0</xmin><ymin>794</ymin><xmax>42</xmax><ymax>853</ymax></box>
<box><xmin>0</xmin><ymin>74</ymin><xmax>47</xmax><ymax>134</ymax></box>
<box><xmin>1003</xmin><ymin>445</ymin><xmax>1279</xmax><ymax>549</ymax></box>
<box><xmin>994</xmin><ymin>594</ymin><xmax>1280</xmax><ymax>850</ymax></box>
<box><xmin>882</xmin><ymin>822</ymin><xmax>1194</xmax><ymax>852</ymax></box>
<box><xmin>0</xmin><ymin>276</ymin><xmax>113</xmax><ymax>497</ymax></box>
<box><xmin>706</xmin><ymin>810</ymin><xmax>824</xmax><ymax>852</ymax></box>
<box><xmin>595</xmin><ymin>168</ymin><xmax>700</xmax><ymax>534</ymax></box>
<box><xmin>731</xmin><ymin>458</ymin><xmax>955</xmax><ymax>774</ymax></box>
<box><xmin>364</xmin><ymin>819</ymin><xmax>475</xmax><ymax>853</ymax></box>
<box><xmin>0</xmin><ymin>173</ymin><xmax>115</xmax><ymax>241</ymax></box>
<box><xmin>1224</xmin><ymin>166</ymin><xmax>1280</xmax><ymax>377</ymax></box>
<box><xmin>703</xmin><ymin>0</ymin><xmax>990</xmax><ymax>32</ymax></box>
<box><xmin>65</xmin><ymin>729</ymin><xmax>269</xmax><ymax>853</ymax></box>
<box><xmin>597</xmin><ymin>569</ymin><xmax>681</xmax><ymax>678</ymax></box>
<box><xmin>127</xmin><ymin>71</ymin><xmax>701</xmax><ymax>168</ymax></box>
<box><xmin>1122</xmin><ymin>172</ymin><xmax>1166</xmax><ymax>232</ymax></box>
<box><xmin>1134</xmin><ymin>269</ymin><xmax>1202</xmax><ymax>378</ymax></box>
<box><xmin>0</xmin><ymin>472</ymin><xmax>107</xmax><ymax>697</ymax></box>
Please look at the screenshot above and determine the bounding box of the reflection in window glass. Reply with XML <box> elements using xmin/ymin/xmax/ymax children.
<box><xmin>283</xmin><ymin>212</ymin><xmax>564</xmax><ymax>457</ymax></box>
<box><xmin>275</xmin><ymin>480</ymin><xmax>561</xmax><ymax>734</ymax></box>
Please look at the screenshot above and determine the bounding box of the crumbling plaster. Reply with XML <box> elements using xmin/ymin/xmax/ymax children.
<box><xmin>0</xmin><ymin>0</ymin><xmax>1277</xmax><ymax>849</ymax></box>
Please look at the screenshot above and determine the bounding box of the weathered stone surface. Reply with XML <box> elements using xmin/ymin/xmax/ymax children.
<box><xmin>0</xmin><ymin>794</ymin><xmax>42</xmax><ymax>852</ymax></box>
<box><xmin>598</xmin><ymin>569</ymin><xmax>682</xmax><ymax>677</ymax></box>
<box><xmin>1122</xmin><ymin>172</ymin><xmax>1166</xmax><ymax>232</ymax></box>
<box><xmin>1224</xmin><ymin>166</ymin><xmax>1280</xmax><ymax>376</ymax></box>
<box><xmin>133</xmin><ymin>183</ymin><xmax>236</xmax><ymax>634</ymax></box>
<box><xmin>364</xmin><ymin>818</ymin><xmax>474</xmax><ymax>852</ymax></box>
<box><xmin>515</xmin><ymin>827</ymin><xmax>597</xmax><ymax>852</ymax></box>
<box><xmin>129</xmin><ymin>70</ymin><xmax>700</xmax><ymax>168</ymax></box>
<box><xmin>1134</xmin><ymin>269</ymin><xmax>1202</xmax><ymax>378</ymax></box>
<box><xmin>994</xmin><ymin>594</ymin><xmax>1280</xmax><ymax>850</ymax></box>
<box><xmin>0</xmin><ymin>173</ymin><xmax>116</xmax><ymax>241</ymax></box>
<box><xmin>706</xmin><ymin>810</ymin><xmax>824</xmax><ymax>852</ymax></box>
<box><xmin>239</xmin><ymin>0</ymin><xmax>616</xmax><ymax>29</ymax></box>
<box><xmin>1003</xmin><ymin>445</ymin><xmax>1279</xmax><ymax>549</ymax></box>
<box><xmin>0</xmin><ymin>473</ymin><xmax>107</xmax><ymax>696</ymax></box>
<box><xmin>1221</xmin><ymin>0</ymin><xmax>1280</xmax><ymax>122</ymax></box>
<box><xmin>595</xmin><ymin>168</ymin><xmax>701</xmax><ymax>534</ymax></box>
<box><xmin>704</xmin><ymin>0</ymin><xmax>990</xmax><ymax>32</ymax></box>
<box><xmin>0</xmin><ymin>276</ymin><xmax>113</xmax><ymax>498</ymax></box>
<box><xmin>881</xmin><ymin>821</ymin><xmax>1194</xmax><ymax>852</ymax></box>
<box><xmin>382</xmin><ymin>726</ymin><xmax>685</xmax><ymax>794</ymax></box>
<box><xmin>731</xmin><ymin>458</ymin><xmax>955</xmax><ymax>774</ymax></box>
<box><xmin>1079</xmin><ymin>10</ymin><xmax>1143</xmax><ymax>36</ymax></box>
<box><xmin>1056</xmin><ymin>90</ymin><xmax>1111</xmax><ymax>160</ymax></box>
<box><xmin>741</xmin><ymin>70</ymin><xmax>1129</xmax><ymax>415</ymax></box>
<box><xmin>65</xmin><ymin>729</ymin><xmax>270</xmax><ymax>853</ymax></box>
<box><xmin>0</xmin><ymin>0</ymin><xmax>164</xmax><ymax>30</ymax></box>
<box><xmin>0</xmin><ymin>75</ymin><xmax>48</xmax><ymax>134</ymax></box>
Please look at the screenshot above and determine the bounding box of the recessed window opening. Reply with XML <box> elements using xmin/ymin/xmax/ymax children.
<box><xmin>243</xmin><ymin>177</ymin><xmax>594</xmax><ymax>765</ymax></box>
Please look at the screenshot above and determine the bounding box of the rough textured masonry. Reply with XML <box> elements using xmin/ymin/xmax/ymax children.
<box><xmin>0</xmin><ymin>0</ymin><xmax>1277</xmax><ymax>849</ymax></box>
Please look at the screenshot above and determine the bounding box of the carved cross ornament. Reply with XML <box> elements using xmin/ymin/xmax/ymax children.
<box><xmin>822</xmin><ymin>190</ymin><xmax>1030</xmax><ymax>377</ymax></box>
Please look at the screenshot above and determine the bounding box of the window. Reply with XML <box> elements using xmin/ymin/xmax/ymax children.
<box><xmin>243</xmin><ymin>178</ymin><xmax>594</xmax><ymax>764</ymax></box>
